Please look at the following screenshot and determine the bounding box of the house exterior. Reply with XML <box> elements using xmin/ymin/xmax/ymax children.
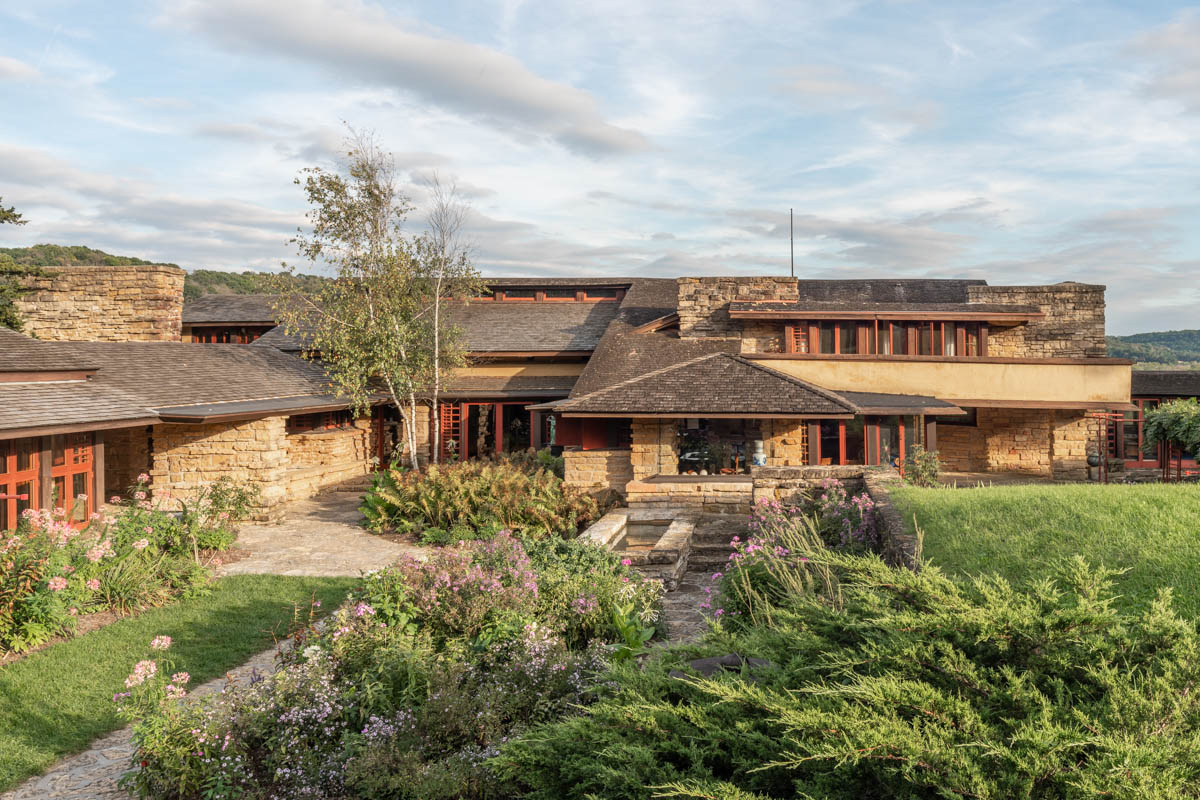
<box><xmin>1119</xmin><ymin>371</ymin><xmax>1200</xmax><ymax>473</ymax></box>
<box><xmin>1</xmin><ymin>265</ymin><xmax>1136</xmax><ymax>529</ymax></box>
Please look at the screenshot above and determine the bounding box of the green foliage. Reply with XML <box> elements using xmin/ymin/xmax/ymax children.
<box><xmin>901</xmin><ymin>443</ymin><xmax>941</xmax><ymax>487</ymax></box>
<box><xmin>0</xmin><ymin>197</ymin><xmax>25</xmax><ymax>226</ymax></box>
<box><xmin>1108</xmin><ymin>329</ymin><xmax>1200</xmax><ymax>364</ymax></box>
<box><xmin>360</xmin><ymin>459</ymin><xmax>600</xmax><ymax>541</ymax></box>
<box><xmin>505</xmin><ymin>447</ymin><xmax>566</xmax><ymax>479</ymax></box>
<box><xmin>182</xmin><ymin>268</ymin><xmax>328</xmax><ymax>300</ymax></box>
<box><xmin>0</xmin><ymin>262</ymin><xmax>50</xmax><ymax>331</ymax></box>
<box><xmin>496</xmin><ymin>551</ymin><xmax>1200</xmax><ymax>800</ymax></box>
<box><xmin>891</xmin><ymin>482</ymin><xmax>1200</xmax><ymax>617</ymax></box>
<box><xmin>1142</xmin><ymin>397</ymin><xmax>1200</xmax><ymax>457</ymax></box>
<box><xmin>0</xmin><ymin>243</ymin><xmax>170</xmax><ymax>268</ymax></box>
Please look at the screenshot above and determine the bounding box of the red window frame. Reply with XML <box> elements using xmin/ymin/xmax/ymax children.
<box><xmin>50</xmin><ymin>433</ymin><xmax>94</xmax><ymax>523</ymax></box>
<box><xmin>0</xmin><ymin>438</ymin><xmax>39</xmax><ymax>531</ymax></box>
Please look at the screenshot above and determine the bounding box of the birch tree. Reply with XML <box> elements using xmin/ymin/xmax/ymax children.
<box><xmin>415</xmin><ymin>175</ymin><xmax>483</xmax><ymax>462</ymax></box>
<box><xmin>271</xmin><ymin>130</ymin><xmax>429</xmax><ymax>469</ymax></box>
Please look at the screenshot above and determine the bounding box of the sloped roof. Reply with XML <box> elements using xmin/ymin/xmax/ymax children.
<box><xmin>442</xmin><ymin>374</ymin><xmax>578</xmax><ymax>397</ymax></box>
<box><xmin>1131</xmin><ymin>371</ymin><xmax>1200</xmax><ymax>397</ymax></box>
<box><xmin>182</xmin><ymin>294</ymin><xmax>278</xmax><ymax>324</ymax></box>
<box><xmin>0</xmin><ymin>380</ymin><xmax>155</xmax><ymax>435</ymax></box>
<box><xmin>557</xmin><ymin>353</ymin><xmax>856</xmax><ymax>416</ymax></box>
<box><xmin>0</xmin><ymin>327</ymin><xmax>98</xmax><ymax>373</ymax></box>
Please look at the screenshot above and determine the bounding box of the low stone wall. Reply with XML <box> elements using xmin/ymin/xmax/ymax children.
<box><xmin>750</xmin><ymin>465</ymin><xmax>867</xmax><ymax>504</ymax></box>
<box><xmin>563</xmin><ymin>448</ymin><xmax>634</xmax><ymax>494</ymax></box>
<box><xmin>16</xmin><ymin>264</ymin><xmax>185</xmax><ymax>342</ymax></box>
<box><xmin>625</xmin><ymin>478</ymin><xmax>754</xmax><ymax>514</ymax></box>
<box><xmin>862</xmin><ymin>469</ymin><xmax>918</xmax><ymax>569</ymax></box>
<box><xmin>283</xmin><ymin>420</ymin><xmax>374</xmax><ymax>501</ymax></box>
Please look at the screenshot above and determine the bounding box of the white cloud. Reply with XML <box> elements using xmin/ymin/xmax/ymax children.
<box><xmin>164</xmin><ymin>0</ymin><xmax>648</xmax><ymax>156</ymax></box>
<box><xmin>0</xmin><ymin>55</ymin><xmax>40</xmax><ymax>81</ymax></box>
<box><xmin>1130</xmin><ymin>10</ymin><xmax>1200</xmax><ymax>112</ymax></box>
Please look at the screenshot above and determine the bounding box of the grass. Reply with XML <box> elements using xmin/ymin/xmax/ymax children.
<box><xmin>0</xmin><ymin>574</ymin><xmax>356</xmax><ymax>792</ymax></box>
<box><xmin>891</xmin><ymin>482</ymin><xmax>1200</xmax><ymax>616</ymax></box>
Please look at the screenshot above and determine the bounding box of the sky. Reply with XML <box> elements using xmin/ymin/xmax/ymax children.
<box><xmin>1</xmin><ymin>1</ymin><xmax>1199</xmax><ymax>334</ymax></box>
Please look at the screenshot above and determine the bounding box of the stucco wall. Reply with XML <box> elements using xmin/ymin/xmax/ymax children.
<box><xmin>16</xmin><ymin>264</ymin><xmax>185</xmax><ymax>342</ymax></box>
<box><xmin>677</xmin><ymin>276</ymin><xmax>798</xmax><ymax>338</ymax></box>
<box><xmin>968</xmin><ymin>282</ymin><xmax>1106</xmax><ymax>358</ymax></box>
<box><xmin>563</xmin><ymin>448</ymin><xmax>634</xmax><ymax>493</ymax></box>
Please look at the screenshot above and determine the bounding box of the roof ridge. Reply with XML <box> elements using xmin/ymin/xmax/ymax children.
<box><xmin>728</xmin><ymin>355</ymin><xmax>857</xmax><ymax>411</ymax></box>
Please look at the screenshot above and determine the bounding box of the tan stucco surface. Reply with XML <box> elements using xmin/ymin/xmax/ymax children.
<box><xmin>453</xmin><ymin>362</ymin><xmax>586</xmax><ymax>378</ymax></box>
<box><xmin>761</xmin><ymin>358</ymin><xmax>1131</xmax><ymax>405</ymax></box>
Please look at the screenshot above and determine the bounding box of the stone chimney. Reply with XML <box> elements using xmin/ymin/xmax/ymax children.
<box><xmin>15</xmin><ymin>264</ymin><xmax>185</xmax><ymax>341</ymax></box>
<box><xmin>676</xmin><ymin>277</ymin><xmax>798</xmax><ymax>338</ymax></box>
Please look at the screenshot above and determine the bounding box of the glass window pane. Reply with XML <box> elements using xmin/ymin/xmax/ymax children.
<box><xmin>943</xmin><ymin>323</ymin><xmax>957</xmax><ymax>355</ymax></box>
<box><xmin>818</xmin><ymin>420</ymin><xmax>840</xmax><ymax>465</ymax></box>
<box><xmin>880</xmin><ymin>326</ymin><xmax>892</xmax><ymax>354</ymax></box>
<box><xmin>1</xmin><ymin>497</ymin><xmax>8</xmax><ymax>530</ymax></box>
<box><xmin>919</xmin><ymin>324</ymin><xmax>933</xmax><ymax>355</ymax></box>
<box><xmin>16</xmin><ymin>481</ymin><xmax>32</xmax><ymax>517</ymax></box>
<box><xmin>891</xmin><ymin>325</ymin><xmax>906</xmax><ymax>354</ymax></box>
<box><xmin>0</xmin><ymin>441</ymin><xmax>8</xmax><ymax>476</ymax></box>
<box><xmin>51</xmin><ymin>435</ymin><xmax>65</xmax><ymax>467</ymax></box>
<box><xmin>818</xmin><ymin>323</ymin><xmax>835</xmax><ymax>354</ymax></box>
<box><xmin>16</xmin><ymin>439</ymin><xmax>36</xmax><ymax>472</ymax></box>
<box><xmin>839</xmin><ymin>324</ymin><xmax>857</xmax><ymax>354</ymax></box>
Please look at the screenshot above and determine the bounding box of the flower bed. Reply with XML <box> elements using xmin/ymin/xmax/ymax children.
<box><xmin>0</xmin><ymin>475</ymin><xmax>256</xmax><ymax>654</ymax></box>
<box><xmin>118</xmin><ymin>532</ymin><xmax>661</xmax><ymax>799</ymax></box>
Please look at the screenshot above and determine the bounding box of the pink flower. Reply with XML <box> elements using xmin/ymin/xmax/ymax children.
<box><xmin>133</xmin><ymin>491</ymin><xmax>146</xmax><ymax>501</ymax></box>
<box><xmin>76</xmin><ymin>493</ymin><xmax>88</xmax><ymax>501</ymax></box>
<box><xmin>132</xmin><ymin>538</ymin><xmax>149</xmax><ymax>550</ymax></box>
<box><xmin>47</xmin><ymin>576</ymin><xmax>67</xmax><ymax>591</ymax></box>
<box><xmin>137</xmin><ymin>473</ymin><xmax>150</xmax><ymax>483</ymax></box>
<box><xmin>124</xmin><ymin>660</ymin><xmax>157</xmax><ymax>688</ymax></box>
<box><xmin>143</xmin><ymin>526</ymin><xmax>153</xmax><ymax>535</ymax></box>
<box><xmin>109</xmin><ymin>496</ymin><xmax>121</xmax><ymax>504</ymax></box>
<box><xmin>171</xmin><ymin>671</ymin><xmax>190</xmax><ymax>685</ymax></box>
<box><xmin>69</xmin><ymin>607</ymin><xmax>78</xmax><ymax>616</ymax></box>
<box><xmin>86</xmin><ymin>578</ymin><xmax>101</xmax><ymax>591</ymax></box>
<box><xmin>150</xmin><ymin>635</ymin><xmax>172</xmax><ymax>650</ymax></box>
<box><xmin>620</xmin><ymin>558</ymin><xmax>632</xmax><ymax>567</ymax></box>
<box><xmin>165</xmin><ymin>684</ymin><xmax>187</xmax><ymax>699</ymax></box>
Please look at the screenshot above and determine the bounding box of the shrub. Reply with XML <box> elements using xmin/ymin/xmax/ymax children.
<box><xmin>360</xmin><ymin>460</ymin><xmax>599</xmax><ymax>541</ymax></box>
<box><xmin>496</xmin><ymin>545</ymin><xmax>1200</xmax><ymax>800</ymax></box>
<box><xmin>811</xmin><ymin>478</ymin><xmax>879</xmax><ymax>552</ymax></box>
<box><xmin>1143</xmin><ymin>397</ymin><xmax>1200</xmax><ymax>458</ymax></box>
<box><xmin>901</xmin><ymin>443</ymin><xmax>941</xmax><ymax>487</ymax></box>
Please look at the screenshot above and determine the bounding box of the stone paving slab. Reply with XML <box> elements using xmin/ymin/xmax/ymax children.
<box><xmin>218</xmin><ymin>490</ymin><xmax>422</xmax><ymax>577</ymax></box>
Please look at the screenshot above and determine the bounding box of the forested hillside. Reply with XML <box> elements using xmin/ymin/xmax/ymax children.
<box><xmin>1108</xmin><ymin>330</ymin><xmax>1200</xmax><ymax>367</ymax></box>
<box><xmin>0</xmin><ymin>244</ymin><xmax>326</xmax><ymax>299</ymax></box>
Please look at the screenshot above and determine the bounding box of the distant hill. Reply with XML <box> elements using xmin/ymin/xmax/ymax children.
<box><xmin>1108</xmin><ymin>330</ymin><xmax>1200</xmax><ymax>368</ymax></box>
<box><xmin>0</xmin><ymin>244</ymin><xmax>175</xmax><ymax>268</ymax></box>
<box><xmin>0</xmin><ymin>244</ymin><xmax>327</xmax><ymax>300</ymax></box>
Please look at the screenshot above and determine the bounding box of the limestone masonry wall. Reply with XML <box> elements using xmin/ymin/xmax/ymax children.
<box><xmin>760</xmin><ymin>419</ymin><xmax>808</xmax><ymax>466</ymax></box>
<box><xmin>751</xmin><ymin>465</ymin><xmax>867</xmax><ymax>505</ymax></box>
<box><xmin>104</xmin><ymin>426</ymin><xmax>152</xmax><ymax>496</ymax></box>
<box><xmin>563</xmin><ymin>449</ymin><xmax>634</xmax><ymax>494</ymax></box>
<box><xmin>16</xmin><ymin>264</ymin><xmax>185</xmax><ymax>341</ymax></box>
<box><xmin>935</xmin><ymin>407</ymin><xmax>1092</xmax><ymax>478</ymax></box>
<box><xmin>283</xmin><ymin>420</ymin><xmax>374</xmax><ymax>501</ymax></box>
<box><xmin>625</xmin><ymin>478</ymin><xmax>753</xmax><ymax>514</ymax></box>
<box><xmin>630</xmin><ymin>420</ymin><xmax>678</xmax><ymax>480</ymax></box>
<box><xmin>677</xmin><ymin>277</ymin><xmax>798</xmax><ymax>338</ymax></box>
<box><xmin>150</xmin><ymin>417</ymin><xmax>289</xmax><ymax>519</ymax></box>
<box><xmin>968</xmin><ymin>282</ymin><xmax>1106</xmax><ymax>358</ymax></box>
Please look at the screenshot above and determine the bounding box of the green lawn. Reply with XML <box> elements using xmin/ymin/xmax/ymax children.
<box><xmin>0</xmin><ymin>574</ymin><xmax>355</xmax><ymax>792</ymax></box>
<box><xmin>891</xmin><ymin>483</ymin><xmax>1200</xmax><ymax>617</ymax></box>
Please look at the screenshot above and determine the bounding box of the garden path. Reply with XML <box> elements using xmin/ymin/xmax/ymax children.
<box><xmin>2</xmin><ymin>487</ymin><xmax>415</xmax><ymax>800</ymax></box>
<box><xmin>218</xmin><ymin>487</ymin><xmax>423</xmax><ymax>577</ymax></box>
<box><xmin>1</xmin><ymin>643</ymin><xmax>280</xmax><ymax>800</ymax></box>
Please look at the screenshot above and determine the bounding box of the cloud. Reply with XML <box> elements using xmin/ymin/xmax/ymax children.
<box><xmin>1129</xmin><ymin>11</ymin><xmax>1200</xmax><ymax>112</ymax></box>
<box><xmin>781</xmin><ymin>65</ymin><xmax>877</xmax><ymax>98</ymax></box>
<box><xmin>165</xmin><ymin>0</ymin><xmax>648</xmax><ymax>156</ymax></box>
<box><xmin>0</xmin><ymin>55</ymin><xmax>40</xmax><ymax>81</ymax></box>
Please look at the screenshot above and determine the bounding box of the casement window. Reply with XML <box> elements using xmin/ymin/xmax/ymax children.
<box><xmin>287</xmin><ymin>410</ymin><xmax>354</xmax><ymax>433</ymax></box>
<box><xmin>783</xmin><ymin>320</ymin><xmax>988</xmax><ymax>357</ymax></box>
<box><xmin>0</xmin><ymin>438</ymin><xmax>38</xmax><ymax>531</ymax></box>
<box><xmin>1</xmin><ymin>434</ymin><xmax>96</xmax><ymax>530</ymax></box>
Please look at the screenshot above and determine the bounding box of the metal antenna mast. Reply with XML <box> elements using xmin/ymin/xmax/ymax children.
<box><xmin>789</xmin><ymin>207</ymin><xmax>794</xmax><ymax>277</ymax></box>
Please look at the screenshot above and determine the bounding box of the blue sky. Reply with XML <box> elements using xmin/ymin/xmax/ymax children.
<box><xmin>1</xmin><ymin>1</ymin><xmax>1199</xmax><ymax>334</ymax></box>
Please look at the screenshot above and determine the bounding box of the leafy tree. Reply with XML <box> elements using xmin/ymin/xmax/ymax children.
<box><xmin>0</xmin><ymin>198</ymin><xmax>50</xmax><ymax>332</ymax></box>
<box><xmin>271</xmin><ymin>129</ymin><xmax>463</xmax><ymax>470</ymax></box>
<box><xmin>1143</xmin><ymin>397</ymin><xmax>1200</xmax><ymax>459</ymax></box>
<box><xmin>416</xmin><ymin>174</ymin><xmax>483</xmax><ymax>462</ymax></box>
<box><xmin>183</xmin><ymin>268</ymin><xmax>329</xmax><ymax>299</ymax></box>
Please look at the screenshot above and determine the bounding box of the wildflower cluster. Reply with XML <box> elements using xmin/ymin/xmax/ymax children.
<box><xmin>813</xmin><ymin>478</ymin><xmax>879</xmax><ymax>553</ymax></box>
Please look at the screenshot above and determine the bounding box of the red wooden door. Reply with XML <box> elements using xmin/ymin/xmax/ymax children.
<box><xmin>50</xmin><ymin>433</ymin><xmax>94</xmax><ymax>523</ymax></box>
<box><xmin>0</xmin><ymin>438</ymin><xmax>39</xmax><ymax>531</ymax></box>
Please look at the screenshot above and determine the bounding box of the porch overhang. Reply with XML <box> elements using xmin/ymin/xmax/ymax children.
<box><xmin>153</xmin><ymin>393</ymin><xmax>386</xmax><ymax>424</ymax></box>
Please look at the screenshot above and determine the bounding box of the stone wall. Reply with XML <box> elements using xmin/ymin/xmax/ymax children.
<box><xmin>283</xmin><ymin>420</ymin><xmax>374</xmax><ymax>501</ymax></box>
<box><xmin>150</xmin><ymin>417</ymin><xmax>288</xmax><ymax>519</ymax></box>
<box><xmin>563</xmin><ymin>448</ymin><xmax>634</xmax><ymax>493</ymax></box>
<box><xmin>676</xmin><ymin>276</ymin><xmax>798</xmax><ymax>338</ymax></box>
<box><xmin>750</xmin><ymin>465</ymin><xmax>867</xmax><ymax>505</ymax></box>
<box><xmin>625</xmin><ymin>478</ymin><xmax>753</xmax><ymax>514</ymax></box>
<box><xmin>935</xmin><ymin>407</ymin><xmax>1092</xmax><ymax>478</ymax></box>
<box><xmin>967</xmin><ymin>282</ymin><xmax>1106</xmax><ymax>358</ymax></box>
<box><xmin>16</xmin><ymin>265</ymin><xmax>185</xmax><ymax>341</ymax></box>
<box><xmin>760</xmin><ymin>419</ymin><xmax>808</xmax><ymax>466</ymax></box>
<box><xmin>104</xmin><ymin>426</ymin><xmax>153</xmax><ymax>496</ymax></box>
<box><xmin>739</xmin><ymin>320</ymin><xmax>785</xmax><ymax>354</ymax></box>
<box><xmin>631</xmin><ymin>420</ymin><xmax>678</xmax><ymax>480</ymax></box>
